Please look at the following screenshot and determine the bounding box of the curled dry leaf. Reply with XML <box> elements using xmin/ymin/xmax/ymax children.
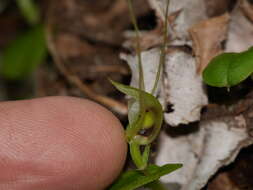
<box><xmin>189</xmin><ymin>13</ymin><xmax>230</xmax><ymax>74</ymax></box>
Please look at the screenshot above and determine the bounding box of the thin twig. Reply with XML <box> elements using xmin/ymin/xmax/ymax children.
<box><xmin>46</xmin><ymin>25</ymin><xmax>128</xmax><ymax>115</ymax></box>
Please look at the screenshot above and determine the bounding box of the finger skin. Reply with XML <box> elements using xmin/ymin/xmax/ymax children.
<box><xmin>0</xmin><ymin>96</ymin><xmax>127</xmax><ymax>190</ymax></box>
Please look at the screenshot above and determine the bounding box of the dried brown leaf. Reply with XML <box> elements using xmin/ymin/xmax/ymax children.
<box><xmin>208</xmin><ymin>173</ymin><xmax>240</xmax><ymax>190</ymax></box>
<box><xmin>189</xmin><ymin>13</ymin><xmax>230</xmax><ymax>74</ymax></box>
<box><xmin>204</xmin><ymin>0</ymin><xmax>231</xmax><ymax>17</ymax></box>
<box><xmin>124</xmin><ymin>9</ymin><xmax>182</xmax><ymax>51</ymax></box>
<box><xmin>55</xmin><ymin>34</ymin><xmax>95</xmax><ymax>59</ymax></box>
<box><xmin>123</xmin><ymin>19</ymin><xmax>164</xmax><ymax>51</ymax></box>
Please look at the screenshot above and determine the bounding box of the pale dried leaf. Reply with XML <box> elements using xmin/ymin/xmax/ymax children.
<box><xmin>155</xmin><ymin>130</ymin><xmax>205</xmax><ymax>187</ymax></box>
<box><xmin>156</xmin><ymin>117</ymin><xmax>253</xmax><ymax>190</ymax></box>
<box><xmin>163</xmin><ymin>51</ymin><xmax>208</xmax><ymax>126</ymax></box>
<box><xmin>189</xmin><ymin>13</ymin><xmax>230</xmax><ymax>73</ymax></box>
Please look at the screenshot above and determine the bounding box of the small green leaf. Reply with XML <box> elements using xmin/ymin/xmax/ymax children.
<box><xmin>1</xmin><ymin>25</ymin><xmax>47</xmax><ymax>80</ymax></box>
<box><xmin>16</xmin><ymin>0</ymin><xmax>40</xmax><ymax>25</ymax></box>
<box><xmin>203</xmin><ymin>47</ymin><xmax>253</xmax><ymax>87</ymax></box>
<box><xmin>109</xmin><ymin>164</ymin><xmax>182</xmax><ymax>190</ymax></box>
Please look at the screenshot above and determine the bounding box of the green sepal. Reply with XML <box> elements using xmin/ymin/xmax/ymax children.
<box><xmin>110</xmin><ymin>79</ymin><xmax>163</xmax><ymax>144</ymax></box>
<box><xmin>129</xmin><ymin>141</ymin><xmax>150</xmax><ymax>170</ymax></box>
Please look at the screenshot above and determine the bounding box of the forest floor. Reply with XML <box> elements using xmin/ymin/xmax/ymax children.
<box><xmin>0</xmin><ymin>0</ymin><xmax>253</xmax><ymax>189</ymax></box>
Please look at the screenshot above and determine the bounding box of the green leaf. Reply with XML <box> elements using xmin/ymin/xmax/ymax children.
<box><xmin>1</xmin><ymin>25</ymin><xmax>47</xmax><ymax>80</ymax></box>
<box><xmin>203</xmin><ymin>47</ymin><xmax>253</xmax><ymax>87</ymax></box>
<box><xmin>108</xmin><ymin>164</ymin><xmax>182</xmax><ymax>190</ymax></box>
<box><xmin>16</xmin><ymin>0</ymin><xmax>40</xmax><ymax>25</ymax></box>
